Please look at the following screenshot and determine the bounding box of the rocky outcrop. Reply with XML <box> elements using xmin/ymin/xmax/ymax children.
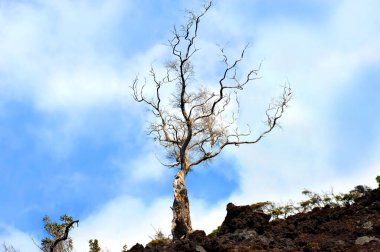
<box><xmin>128</xmin><ymin>243</ymin><xmax>145</xmax><ymax>252</ymax></box>
<box><xmin>219</xmin><ymin>203</ymin><xmax>271</xmax><ymax>235</ymax></box>
<box><xmin>127</xmin><ymin>188</ymin><xmax>380</xmax><ymax>251</ymax></box>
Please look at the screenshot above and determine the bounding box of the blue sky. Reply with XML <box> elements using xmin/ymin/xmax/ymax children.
<box><xmin>1</xmin><ymin>0</ymin><xmax>380</xmax><ymax>251</ymax></box>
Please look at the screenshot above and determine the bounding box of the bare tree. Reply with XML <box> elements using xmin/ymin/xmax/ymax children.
<box><xmin>132</xmin><ymin>1</ymin><xmax>292</xmax><ymax>240</ymax></box>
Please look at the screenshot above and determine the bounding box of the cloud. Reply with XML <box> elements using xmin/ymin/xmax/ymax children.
<box><xmin>0</xmin><ymin>0</ymin><xmax>167</xmax><ymax>112</ymax></box>
<box><xmin>127</xmin><ymin>153</ymin><xmax>168</xmax><ymax>182</ymax></box>
<box><xmin>0</xmin><ymin>0</ymin><xmax>172</xmax><ymax>161</ymax></box>
<box><xmin>0</xmin><ymin>225</ymin><xmax>39</xmax><ymax>252</ymax></box>
<box><xmin>70</xmin><ymin>194</ymin><xmax>228</xmax><ymax>251</ymax></box>
<box><xmin>71</xmin><ymin>195</ymin><xmax>171</xmax><ymax>251</ymax></box>
<box><xmin>221</xmin><ymin>0</ymin><xmax>380</xmax><ymax>205</ymax></box>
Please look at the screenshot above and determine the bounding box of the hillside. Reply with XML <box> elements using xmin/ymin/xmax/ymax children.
<box><xmin>127</xmin><ymin>187</ymin><xmax>380</xmax><ymax>252</ymax></box>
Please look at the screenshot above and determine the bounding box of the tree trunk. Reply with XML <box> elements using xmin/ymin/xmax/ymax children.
<box><xmin>171</xmin><ymin>168</ymin><xmax>192</xmax><ymax>240</ymax></box>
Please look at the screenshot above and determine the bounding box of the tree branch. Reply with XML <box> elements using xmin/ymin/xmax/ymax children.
<box><xmin>49</xmin><ymin>220</ymin><xmax>79</xmax><ymax>252</ymax></box>
<box><xmin>189</xmin><ymin>84</ymin><xmax>292</xmax><ymax>168</ymax></box>
<box><xmin>132</xmin><ymin>0</ymin><xmax>292</xmax><ymax>175</ymax></box>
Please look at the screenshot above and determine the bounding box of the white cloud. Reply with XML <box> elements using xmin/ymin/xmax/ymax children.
<box><xmin>222</xmin><ymin>0</ymin><xmax>380</xmax><ymax>205</ymax></box>
<box><xmin>0</xmin><ymin>0</ymin><xmax>168</xmax><ymax>112</ymax></box>
<box><xmin>190</xmin><ymin>198</ymin><xmax>227</xmax><ymax>234</ymax></box>
<box><xmin>0</xmin><ymin>225</ymin><xmax>39</xmax><ymax>252</ymax></box>
<box><xmin>71</xmin><ymin>195</ymin><xmax>171</xmax><ymax>251</ymax></box>
<box><xmin>70</xmin><ymin>194</ymin><xmax>228</xmax><ymax>251</ymax></box>
<box><xmin>0</xmin><ymin>0</ymin><xmax>172</xmax><ymax>159</ymax></box>
<box><xmin>115</xmin><ymin>151</ymin><xmax>168</xmax><ymax>182</ymax></box>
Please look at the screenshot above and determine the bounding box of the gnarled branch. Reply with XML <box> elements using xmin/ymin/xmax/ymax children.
<box><xmin>49</xmin><ymin>220</ymin><xmax>79</xmax><ymax>252</ymax></box>
<box><xmin>132</xmin><ymin>0</ymin><xmax>292</xmax><ymax>174</ymax></box>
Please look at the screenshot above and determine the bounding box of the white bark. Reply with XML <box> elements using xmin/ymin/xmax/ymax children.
<box><xmin>171</xmin><ymin>168</ymin><xmax>192</xmax><ymax>240</ymax></box>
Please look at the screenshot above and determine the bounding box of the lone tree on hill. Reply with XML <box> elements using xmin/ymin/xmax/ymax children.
<box><xmin>132</xmin><ymin>1</ymin><xmax>292</xmax><ymax>240</ymax></box>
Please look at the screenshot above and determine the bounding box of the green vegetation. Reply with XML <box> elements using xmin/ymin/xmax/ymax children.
<box><xmin>251</xmin><ymin>180</ymin><xmax>377</xmax><ymax>221</ymax></box>
<box><xmin>251</xmin><ymin>201</ymin><xmax>296</xmax><ymax>220</ymax></box>
<box><xmin>208</xmin><ymin>226</ymin><xmax>221</xmax><ymax>237</ymax></box>
<box><xmin>40</xmin><ymin>214</ymin><xmax>78</xmax><ymax>252</ymax></box>
<box><xmin>147</xmin><ymin>227</ymin><xmax>171</xmax><ymax>246</ymax></box>
<box><xmin>376</xmin><ymin>175</ymin><xmax>380</xmax><ymax>188</ymax></box>
<box><xmin>89</xmin><ymin>239</ymin><xmax>101</xmax><ymax>252</ymax></box>
<box><xmin>121</xmin><ymin>244</ymin><xmax>128</xmax><ymax>252</ymax></box>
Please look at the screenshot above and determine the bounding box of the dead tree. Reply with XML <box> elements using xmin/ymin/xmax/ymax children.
<box><xmin>132</xmin><ymin>1</ymin><xmax>292</xmax><ymax>240</ymax></box>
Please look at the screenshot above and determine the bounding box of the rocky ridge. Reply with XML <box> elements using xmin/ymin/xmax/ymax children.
<box><xmin>127</xmin><ymin>187</ymin><xmax>380</xmax><ymax>252</ymax></box>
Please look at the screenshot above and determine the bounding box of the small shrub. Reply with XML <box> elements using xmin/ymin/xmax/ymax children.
<box><xmin>121</xmin><ymin>244</ymin><xmax>128</xmax><ymax>252</ymax></box>
<box><xmin>89</xmin><ymin>239</ymin><xmax>101</xmax><ymax>252</ymax></box>
<box><xmin>250</xmin><ymin>201</ymin><xmax>271</xmax><ymax>211</ymax></box>
<box><xmin>209</xmin><ymin>226</ymin><xmax>221</xmax><ymax>237</ymax></box>
<box><xmin>147</xmin><ymin>227</ymin><xmax>171</xmax><ymax>246</ymax></box>
<box><xmin>147</xmin><ymin>239</ymin><xmax>170</xmax><ymax>246</ymax></box>
<box><xmin>282</xmin><ymin>203</ymin><xmax>295</xmax><ymax>218</ymax></box>
<box><xmin>376</xmin><ymin>176</ymin><xmax>380</xmax><ymax>188</ymax></box>
<box><xmin>351</xmin><ymin>185</ymin><xmax>371</xmax><ymax>194</ymax></box>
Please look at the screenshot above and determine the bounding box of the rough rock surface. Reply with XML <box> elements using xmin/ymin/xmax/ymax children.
<box><xmin>127</xmin><ymin>188</ymin><xmax>380</xmax><ymax>251</ymax></box>
<box><xmin>219</xmin><ymin>203</ymin><xmax>271</xmax><ymax>235</ymax></box>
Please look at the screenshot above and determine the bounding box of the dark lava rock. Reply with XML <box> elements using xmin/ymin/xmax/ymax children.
<box><xmin>129</xmin><ymin>243</ymin><xmax>145</xmax><ymax>252</ymax></box>
<box><xmin>219</xmin><ymin>203</ymin><xmax>271</xmax><ymax>235</ymax></box>
<box><xmin>127</xmin><ymin>188</ymin><xmax>380</xmax><ymax>252</ymax></box>
<box><xmin>188</xmin><ymin>230</ymin><xmax>207</xmax><ymax>242</ymax></box>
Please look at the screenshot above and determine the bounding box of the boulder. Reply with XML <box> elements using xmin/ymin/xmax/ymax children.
<box><xmin>355</xmin><ymin>236</ymin><xmax>380</xmax><ymax>245</ymax></box>
<box><xmin>219</xmin><ymin>203</ymin><xmax>270</xmax><ymax>235</ymax></box>
<box><xmin>128</xmin><ymin>243</ymin><xmax>145</xmax><ymax>252</ymax></box>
